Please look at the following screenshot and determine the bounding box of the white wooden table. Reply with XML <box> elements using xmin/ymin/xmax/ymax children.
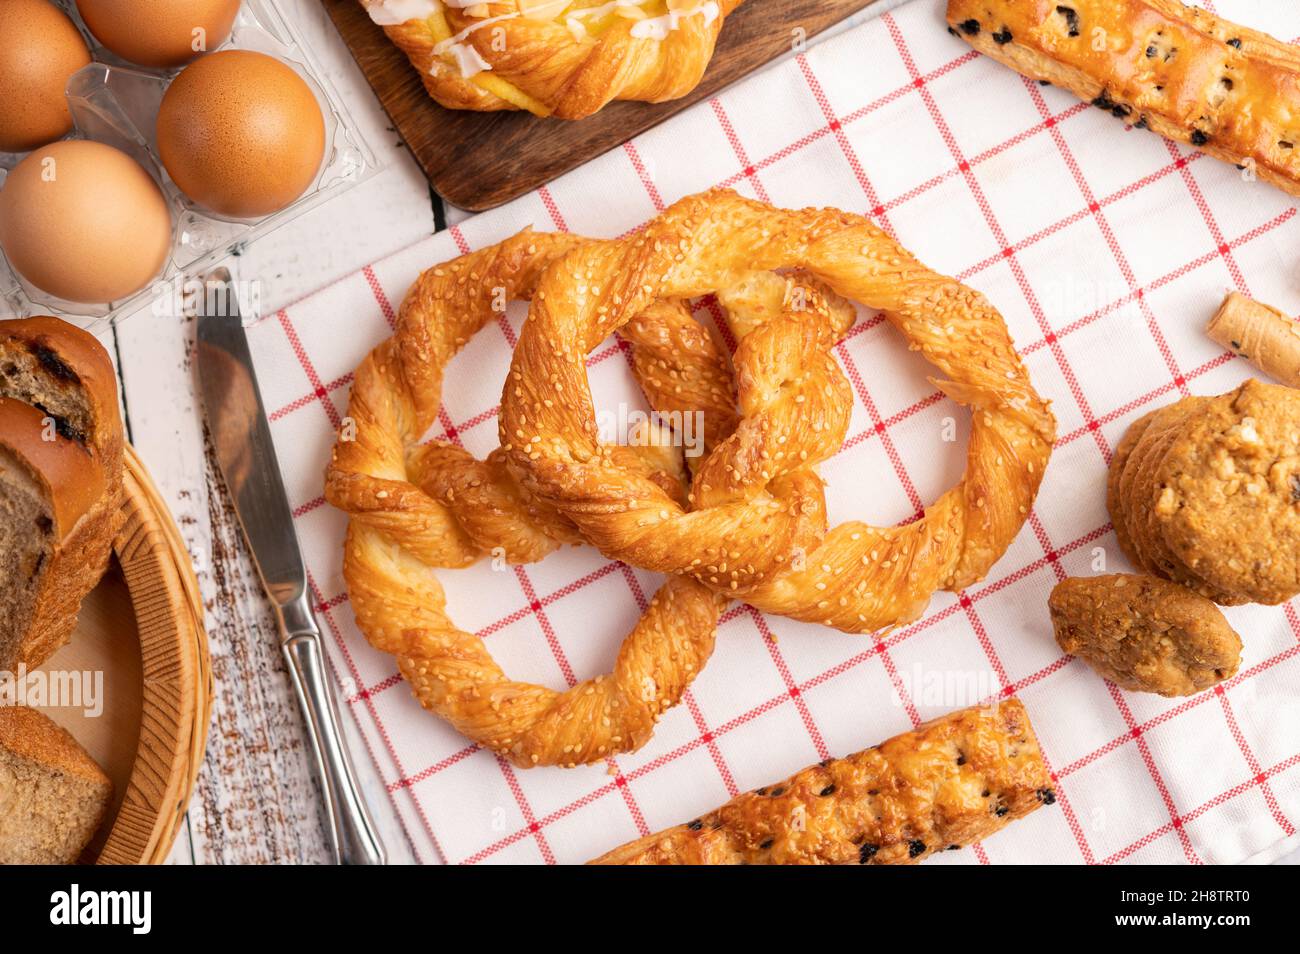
<box><xmin>91</xmin><ymin>0</ymin><xmax>1300</xmax><ymax>866</ymax></box>
<box><xmin>107</xmin><ymin>0</ymin><xmax>447</xmax><ymax>864</ymax></box>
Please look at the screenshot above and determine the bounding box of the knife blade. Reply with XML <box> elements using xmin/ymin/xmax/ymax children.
<box><xmin>195</xmin><ymin>268</ymin><xmax>385</xmax><ymax>866</ymax></box>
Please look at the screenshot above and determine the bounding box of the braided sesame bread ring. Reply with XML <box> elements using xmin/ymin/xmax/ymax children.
<box><xmin>326</xmin><ymin>229</ymin><xmax>735</xmax><ymax>767</ymax></box>
<box><xmin>362</xmin><ymin>0</ymin><xmax>744</xmax><ymax>119</ymax></box>
<box><xmin>501</xmin><ymin>190</ymin><xmax>1057</xmax><ymax>633</ymax></box>
<box><xmin>696</xmin><ymin>270</ymin><xmax>855</xmax><ymax>516</ymax></box>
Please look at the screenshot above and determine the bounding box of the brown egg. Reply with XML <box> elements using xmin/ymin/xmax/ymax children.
<box><xmin>75</xmin><ymin>0</ymin><xmax>241</xmax><ymax>69</ymax></box>
<box><xmin>0</xmin><ymin>0</ymin><xmax>91</xmax><ymax>153</ymax></box>
<box><xmin>0</xmin><ymin>140</ymin><xmax>172</xmax><ymax>304</ymax></box>
<box><xmin>157</xmin><ymin>50</ymin><xmax>326</xmax><ymax>219</ymax></box>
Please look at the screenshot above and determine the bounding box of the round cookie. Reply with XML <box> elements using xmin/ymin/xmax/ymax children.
<box><xmin>1120</xmin><ymin>400</ymin><xmax>1203</xmax><ymax>580</ymax></box>
<box><xmin>1118</xmin><ymin>403</ymin><xmax>1187</xmax><ymax>574</ymax></box>
<box><xmin>1128</xmin><ymin>398</ymin><xmax>1245</xmax><ymax>604</ymax></box>
<box><xmin>1153</xmin><ymin>379</ymin><xmax>1300</xmax><ymax>604</ymax></box>
<box><xmin>1049</xmin><ymin>573</ymin><xmax>1242</xmax><ymax>697</ymax></box>
<box><xmin>1106</xmin><ymin>407</ymin><xmax>1159</xmax><ymax>568</ymax></box>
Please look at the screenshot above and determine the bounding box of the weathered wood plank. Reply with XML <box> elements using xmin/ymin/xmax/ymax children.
<box><xmin>321</xmin><ymin>0</ymin><xmax>885</xmax><ymax>210</ymax></box>
<box><xmin>110</xmin><ymin>270</ymin><xmax>414</xmax><ymax>865</ymax></box>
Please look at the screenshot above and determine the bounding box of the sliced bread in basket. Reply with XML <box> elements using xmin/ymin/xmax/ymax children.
<box><xmin>0</xmin><ymin>705</ymin><xmax>111</xmax><ymax>864</ymax></box>
<box><xmin>0</xmin><ymin>318</ymin><xmax>124</xmax><ymax>671</ymax></box>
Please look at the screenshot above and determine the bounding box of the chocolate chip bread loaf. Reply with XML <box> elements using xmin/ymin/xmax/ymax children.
<box><xmin>590</xmin><ymin>699</ymin><xmax>1054</xmax><ymax>864</ymax></box>
<box><xmin>947</xmin><ymin>0</ymin><xmax>1300</xmax><ymax>199</ymax></box>
<box><xmin>0</xmin><ymin>317</ymin><xmax>125</xmax><ymax>670</ymax></box>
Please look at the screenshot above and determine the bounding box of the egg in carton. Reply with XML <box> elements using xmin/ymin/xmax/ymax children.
<box><xmin>0</xmin><ymin>0</ymin><xmax>378</xmax><ymax>327</ymax></box>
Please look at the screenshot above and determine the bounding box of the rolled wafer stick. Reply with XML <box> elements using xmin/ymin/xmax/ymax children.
<box><xmin>1207</xmin><ymin>291</ymin><xmax>1300</xmax><ymax>389</ymax></box>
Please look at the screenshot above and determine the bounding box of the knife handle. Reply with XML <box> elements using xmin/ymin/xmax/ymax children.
<box><xmin>283</xmin><ymin>629</ymin><xmax>387</xmax><ymax>866</ymax></box>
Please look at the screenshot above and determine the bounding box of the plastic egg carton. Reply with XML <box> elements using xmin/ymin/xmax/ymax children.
<box><xmin>0</xmin><ymin>0</ymin><xmax>379</xmax><ymax>328</ymax></box>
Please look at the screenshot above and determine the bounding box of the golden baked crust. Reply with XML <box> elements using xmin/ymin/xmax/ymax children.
<box><xmin>0</xmin><ymin>317</ymin><xmax>124</xmax><ymax>472</ymax></box>
<box><xmin>590</xmin><ymin>698</ymin><xmax>1054</xmax><ymax>864</ymax></box>
<box><xmin>361</xmin><ymin>0</ymin><xmax>744</xmax><ymax>119</ymax></box>
<box><xmin>0</xmin><ymin>705</ymin><xmax>112</xmax><ymax>864</ymax></box>
<box><xmin>1130</xmin><ymin>401</ymin><xmax>1248</xmax><ymax>602</ymax></box>
<box><xmin>0</xmin><ymin>399</ymin><xmax>104</xmax><ymax>538</ymax></box>
<box><xmin>1107</xmin><ymin>405</ymin><xmax>1154</xmax><ymax>567</ymax></box>
<box><xmin>1108</xmin><ymin>399</ymin><xmax>1243</xmax><ymax>604</ymax></box>
<box><xmin>500</xmin><ymin>189</ymin><xmax>1056</xmax><ymax>634</ymax></box>
<box><xmin>1154</xmin><ymin>379</ymin><xmax>1300</xmax><ymax>604</ymax></box>
<box><xmin>0</xmin><ymin>705</ymin><xmax>108</xmax><ymax>789</ymax></box>
<box><xmin>1125</xmin><ymin>399</ymin><xmax>1243</xmax><ymax>603</ymax></box>
<box><xmin>1123</xmin><ymin>402</ymin><xmax>1196</xmax><ymax>579</ymax></box>
<box><xmin>326</xmin><ymin>228</ymin><xmax>746</xmax><ymax>767</ymax></box>
<box><xmin>18</xmin><ymin>490</ymin><xmax>122</xmax><ymax>670</ymax></box>
<box><xmin>1107</xmin><ymin>381</ymin><xmax>1300</xmax><ymax>605</ymax></box>
<box><xmin>946</xmin><ymin>0</ymin><xmax>1300</xmax><ymax>198</ymax></box>
<box><xmin>1049</xmin><ymin>573</ymin><xmax>1241</xmax><ymax>696</ymax></box>
<box><xmin>1207</xmin><ymin>292</ymin><xmax>1300</xmax><ymax>390</ymax></box>
<box><xmin>0</xmin><ymin>318</ymin><xmax>125</xmax><ymax>670</ymax></box>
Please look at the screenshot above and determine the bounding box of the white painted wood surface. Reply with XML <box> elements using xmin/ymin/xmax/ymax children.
<box><xmin>108</xmin><ymin>0</ymin><xmax>445</xmax><ymax>865</ymax></box>
<box><xmin>92</xmin><ymin>0</ymin><xmax>1299</xmax><ymax>866</ymax></box>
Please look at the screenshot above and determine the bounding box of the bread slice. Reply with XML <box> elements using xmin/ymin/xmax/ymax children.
<box><xmin>0</xmin><ymin>318</ymin><xmax>124</xmax><ymax>670</ymax></box>
<box><xmin>0</xmin><ymin>705</ymin><xmax>112</xmax><ymax>864</ymax></box>
<box><xmin>0</xmin><ymin>399</ymin><xmax>110</xmax><ymax>669</ymax></box>
<box><xmin>0</xmin><ymin>317</ymin><xmax>124</xmax><ymax>475</ymax></box>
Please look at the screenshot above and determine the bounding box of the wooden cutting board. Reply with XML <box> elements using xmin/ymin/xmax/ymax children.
<box><xmin>322</xmin><ymin>0</ymin><xmax>882</xmax><ymax>211</ymax></box>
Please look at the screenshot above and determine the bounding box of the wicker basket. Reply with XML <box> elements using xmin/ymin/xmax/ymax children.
<box><xmin>41</xmin><ymin>446</ymin><xmax>212</xmax><ymax>865</ymax></box>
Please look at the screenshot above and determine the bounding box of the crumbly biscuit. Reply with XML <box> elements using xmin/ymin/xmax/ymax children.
<box><xmin>1120</xmin><ymin>402</ymin><xmax>1190</xmax><ymax>577</ymax></box>
<box><xmin>1049</xmin><ymin>574</ymin><xmax>1242</xmax><ymax>697</ymax></box>
<box><xmin>1107</xmin><ymin>407</ymin><xmax>1157</xmax><ymax>567</ymax></box>
<box><xmin>1129</xmin><ymin>399</ymin><xmax>1245</xmax><ymax>604</ymax></box>
<box><xmin>1106</xmin><ymin>398</ymin><xmax>1244</xmax><ymax>603</ymax></box>
<box><xmin>1115</xmin><ymin>401</ymin><xmax>1194</xmax><ymax>576</ymax></box>
<box><xmin>1153</xmin><ymin>379</ymin><xmax>1300</xmax><ymax>604</ymax></box>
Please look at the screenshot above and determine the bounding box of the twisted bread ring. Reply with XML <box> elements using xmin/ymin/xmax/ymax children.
<box><xmin>363</xmin><ymin>0</ymin><xmax>744</xmax><ymax>119</ymax></box>
<box><xmin>326</xmin><ymin>229</ymin><xmax>736</xmax><ymax>767</ymax></box>
<box><xmin>501</xmin><ymin>190</ymin><xmax>1056</xmax><ymax>633</ymax></box>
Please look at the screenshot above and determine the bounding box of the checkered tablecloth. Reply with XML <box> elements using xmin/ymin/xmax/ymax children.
<box><xmin>245</xmin><ymin>0</ymin><xmax>1300</xmax><ymax>864</ymax></box>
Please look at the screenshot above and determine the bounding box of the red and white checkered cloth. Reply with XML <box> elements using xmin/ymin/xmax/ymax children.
<box><xmin>245</xmin><ymin>0</ymin><xmax>1300</xmax><ymax>864</ymax></box>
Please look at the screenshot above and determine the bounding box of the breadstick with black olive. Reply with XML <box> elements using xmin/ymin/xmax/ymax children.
<box><xmin>589</xmin><ymin>698</ymin><xmax>1054</xmax><ymax>865</ymax></box>
<box><xmin>946</xmin><ymin>0</ymin><xmax>1300</xmax><ymax>199</ymax></box>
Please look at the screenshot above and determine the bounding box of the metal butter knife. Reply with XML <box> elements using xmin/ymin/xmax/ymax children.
<box><xmin>195</xmin><ymin>268</ymin><xmax>386</xmax><ymax>866</ymax></box>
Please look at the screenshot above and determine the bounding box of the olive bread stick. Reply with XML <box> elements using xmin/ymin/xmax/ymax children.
<box><xmin>946</xmin><ymin>0</ymin><xmax>1300</xmax><ymax>199</ymax></box>
<box><xmin>590</xmin><ymin>698</ymin><xmax>1054</xmax><ymax>864</ymax></box>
